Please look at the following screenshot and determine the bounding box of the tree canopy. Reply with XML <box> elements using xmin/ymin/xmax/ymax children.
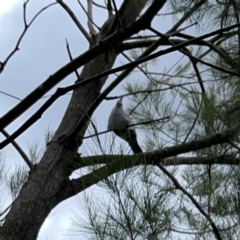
<box><xmin>1</xmin><ymin>0</ymin><xmax>240</xmax><ymax>239</ymax></box>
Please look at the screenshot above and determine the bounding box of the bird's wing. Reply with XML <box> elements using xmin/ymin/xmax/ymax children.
<box><xmin>108</xmin><ymin>107</ymin><xmax>132</xmax><ymax>130</ymax></box>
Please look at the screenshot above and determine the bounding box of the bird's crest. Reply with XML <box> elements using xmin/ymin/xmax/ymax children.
<box><xmin>116</xmin><ymin>97</ymin><xmax>123</xmax><ymax>108</ymax></box>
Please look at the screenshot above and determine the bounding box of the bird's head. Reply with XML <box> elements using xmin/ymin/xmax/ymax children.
<box><xmin>116</xmin><ymin>97</ymin><xmax>123</xmax><ymax>108</ymax></box>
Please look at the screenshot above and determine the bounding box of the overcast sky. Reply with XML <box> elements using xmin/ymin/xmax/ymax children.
<box><xmin>0</xmin><ymin>1</ymin><xmax>178</xmax><ymax>239</ymax></box>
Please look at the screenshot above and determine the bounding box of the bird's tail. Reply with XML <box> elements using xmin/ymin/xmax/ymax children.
<box><xmin>128</xmin><ymin>138</ymin><xmax>142</xmax><ymax>153</ymax></box>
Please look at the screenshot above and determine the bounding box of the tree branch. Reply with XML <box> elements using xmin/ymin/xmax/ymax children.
<box><xmin>65</xmin><ymin>39</ymin><xmax>81</xmax><ymax>81</ymax></box>
<box><xmin>66</xmin><ymin>123</ymin><xmax>240</xmax><ymax>194</ymax></box>
<box><xmin>0</xmin><ymin>129</ymin><xmax>33</xmax><ymax>170</ymax></box>
<box><xmin>59</xmin><ymin>23</ymin><xmax>240</xmax><ymax>146</ymax></box>
<box><xmin>157</xmin><ymin>164</ymin><xmax>222</xmax><ymax>240</ymax></box>
<box><xmin>73</xmin><ymin>154</ymin><xmax>240</xmax><ymax>168</ymax></box>
<box><xmin>149</xmin><ymin>27</ymin><xmax>239</xmax><ymax>92</ymax></box>
<box><xmin>83</xmin><ymin>117</ymin><xmax>170</xmax><ymax>139</ymax></box>
<box><xmin>1</xmin><ymin>22</ymin><xmax>240</xmax><ymax>150</ymax></box>
<box><xmin>111</xmin><ymin>0</ymin><xmax>122</xmax><ymax>27</ymax></box>
<box><xmin>117</xmin><ymin>30</ymin><xmax>237</xmax><ymax>53</ymax></box>
<box><xmin>87</xmin><ymin>0</ymin><xmax>97</xmax><ymax>36</ymax></box>
<box><xmin>77</xmin><ymin>0</ymin><xmax>100</xmax><ymax>31</ymax></box>
<box><xmin>0</xmin><ymin>2</ymin><xmax>57</xmax><ymax>73</ymax></box>
<box><xmin>176</xmin><ymin>32</ymin><xmax>232</xmax><ymax>61</ymax></box>
<box><xmin>57</xmin><ymin>0</ymin><xmax>92</xmax><ymax>44</ymax></box>
<box><xmin>0</xmin><ymin>0</ymin><xmax>168</xmax><ymax>134</ymax></box>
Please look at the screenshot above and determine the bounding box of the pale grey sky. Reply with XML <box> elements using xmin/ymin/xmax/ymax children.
<box><xmin>0</xmin><ymin>1</ymin><xmax>181</xmax><ymax>239</ymax></box>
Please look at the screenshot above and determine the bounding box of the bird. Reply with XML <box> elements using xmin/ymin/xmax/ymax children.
<box><xmin>108</xmin><ymin>97</ymin><xmax>142</xmax><ymax>153</ymax></box>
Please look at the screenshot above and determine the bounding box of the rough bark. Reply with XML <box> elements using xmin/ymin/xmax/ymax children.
<box><xmin>0</xmin><ymin>1</ymin><xmax>167</xmax><ymax>239</ymax></box>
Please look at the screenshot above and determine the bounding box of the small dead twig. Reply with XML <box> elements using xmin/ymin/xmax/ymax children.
<box><xmin>87</xmin><ymin>0</ymin><xmax>97</xmax><ymax>36</ymax></box>
<box><xmin>57</xmin><ymin>0</ymin><xmax>92</xmax><ymax>44</ymax></box>
<box><xmin>1</xmin><ymin>129</ymin><xmax>33</xmax><ymax>170</ymax></box>
<box><xmin>111</xmin><ymin>0</ymin><xmax>122</xmax><ymax>27</ymax></box>
<box><xmin>65</xmin><ymin>39</ymin><xmax>81</xmax><ymax>81</ymax></box>
<box><xmin>158</xmin><ymin>164</ymin><xmax>222</xmax><ymax>240</ymax></box>
<box><xmin>0</xmin><ymin>1</ymin><xmax>57</xmax><ymax>73</ymax></box>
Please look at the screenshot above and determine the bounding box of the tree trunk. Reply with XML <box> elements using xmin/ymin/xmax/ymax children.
<box><xmin>0</xmin><ymin>1</ymin><xmax>150</xmax><ymax>239</ymax></box>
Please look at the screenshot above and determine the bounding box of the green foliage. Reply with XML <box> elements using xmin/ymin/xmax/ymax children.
<box><xmin>74</xmin><ymin>0</ymin><xmax>240</xmax><ymax>238</ymax></box>
<box><xmin>3</xmin><ymin>0</ymin><xmax>240</xmax><ymax>239</ymax></box>
<box><xmin>73</xmin><ymin>167</ymin><xmax>181</xmax><ymax>239</ymax></box>
<box><xmin>6</xmin><ymin>129</ymin><xmax>50</xmax><ymax>200</ymax></box>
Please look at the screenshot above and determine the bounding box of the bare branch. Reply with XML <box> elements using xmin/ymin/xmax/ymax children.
<box><xmin>23</xmin><ymin>0</ymin><xmax>29</xmax><ymax>27</ymax></box>
<box><xmin>0</xmin><ymin>203</ymin><xmax>13</xmax><ymax>223</ymax></box>
<box><xmin>1</xmin><ymin>129</ymin><xmax>33</xmax><ymax>170</ymax></box>
<box><xmin>0</xmin><ymin>90</ymin><xmax>21</xmax><ymax>101</ymax></box>
<box><xmin>105</xmin><ymin>81</ymin><xmax>203</xmax><ymax>100</ymax></box>
<box><xmin>78</xmin><ymin>154</ymin><xmax>240</xmax><ymax>167</ymax></box>
<box><xmin>57</xmin><ymin>0</ymin><xmax>92</xmax><ymax>44</ymax></box>
<box><xmin>77</xmin><ymin>0</ymin><xmax>100</xmax><ymax>33</ymax></box>
<box><xmin>157</xmin><ymin>164</ymin><xmax>222</xmax><ymax>240</ymax></box>
<box><xmin>176</xmin><ymin>32</ymin><xmax>231</xmax><ymax>61</ymax></box>
<box><xmin>83</xmin><ymin>117</ymin><xmax>170</xmax><ymax>139</ymax></box>
<box><xmin>0</xmin><ymin>3</ymin><xmax>159</xmax><ymax>133</ymax></box>
<box><xmin>106</xmin><ymin>0</ymin><xmax>113</xmax><ymax>18</ymax></box>
<box><xmin>118</xmin><ymin>30</ymin><xmax>237</xmax><ymax>52</ymax></box>
<box><xmin>65</xmin><ymin>39</ymin><xmax>81</xmax><ymax>81</ymax></box>
<box><xmin>149</xmin><ymin>27</ymin><xmax>203</xmax><ymax>92</ymax></box>
<box><xmin>0</xmin><ymin>2</ymin><xmax>57</xmax><ymax>73</ymax></box>
<box><xmin>61</xmin><ymin>23</ymin><xmax>240</xmax><ymax>145</ymax></box>
<box><xmin>111</xmin><ymin>0</ymin><xmax>122</xmax><ymax>27</ymax></box>
<box><xmin>93</xmin><ymin>1</ymin><xmax>107</xmax><ymax>10</ymax></box>
<box><xmin>87</xmin><ymin>0</ymin><xmax>97</xmax><ymax>36</ymax></box>
<box><xmin>121</xmin><ymin>51</ymin><xmax>151</xmax><ymax>83</ymax></box>
<box><xmin>67</xmin><ymin>123</ymin><xmax>240</xmax><ymax>195</ymax></box>
<box><xmin>0</xmin><ymin>1</ymin><xmax>168</xmax><ymax>149</ymax></box>
<box><xmin>1</xmin><ymin>23</ymin><xmax>240</xmax><ymax>150</ymax></box>
<box><xmin>0</xmin><ymin>0</ymin><xmax>166</xmax><ymax>134</ymax></box>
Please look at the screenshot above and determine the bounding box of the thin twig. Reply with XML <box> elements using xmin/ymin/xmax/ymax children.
<box><xmin>89</xmin><ymin>118</ymin><xmax>105</xmax><ymax>154</ymax></box>
<box><xmin>183</xmin><ymin>98</ymin><xmax>203</xmax><ymax>143</ymax></box>
<box><xmin>2</xmin><ymin>23</ymin><xmax>240</xmax><ymax>150</ymax></box>
<box><xmin>93</xmin><ymin>1</ymin><xmax>107</xmax><ymax>9</ymax></box>
<box><xmin>106</xmin><ymin>0</ymin><xmax>113</xmax><ymax>18</ymax></box>
<box><xmin>1</xmin><ymin>129</ymin><xmax>33</xmax><ymax>170</ymax></box>
<box><xmin>111</xmin><ymin>0</ymin><xmax>122</xmax><ymax>27</ymax></box>
<box><xmin>0</xmin><ymin>202</ymin><xmax>14</xmax><ymax>223</ymax></box>
<box><xmin>87</xmin><ymin>0</ymin><xmax>97</xmax><ymax>36</ymax></box>
<box><xmin>0</xmin><ymin>2</ymin><xmax>57</xmax><ymax>73</ymax></box>
<box><xmin>57</xmin><ymin>0</ymin><xmax>92</xmax><ymax>44</ymax></box>
<box><xmin>83</xmin><ymin>117</ymin><xmax>170</xmax><ymax>139</ymax></box>
<box><xmin>157</xmin><ymin>164</ymin><xmax>222</xmax><ymax>240</ymax></box>
<box><xmin>228</xmin><ymin>139</ymin><xmax>240</xmax><ymax>152</ymax></box>
<box><xmin>0</xmin><ymin>1</ymin><xmax>170</xmax><ymax>148</ymax></box>
<box><xmin>149</xmin><ymin>27</ymin><xmax>205</xmax><ymax>93</ymax></box>
<box><xmin>0</xmin><ymin>90</ymin><xmax>22</xmax><ymax>101</ymax></box>
<box><xmin>129</xmin><ymin>92</ymin><xmax>151</xmax><ymax>116</ymax></box>
<box><xmin>121</xmin><ymin>52</ymin><xmax>152</xmax><ymax>84</ymax></box>
<box><xmin>23</xmin><ymin>0</ymin><xmax>29</xmax><ymax>27</ymax></box>
<box><xmin>0</xmin><ymin>203</ymin><xmax>12</xmax><ymax>217</ymax></box>
<box><xmin>177</xmin><ymin>32</ymin><xmax>231</xmax><ymax>63</ymax></box>
<box><xmin>65</xmin><ymin>39</ymin><xmax>81</xmax><ymax>80</ymax></box>
<box><xmin>64</xmin><ymin>24</ymin><xmax>240</xmax><ymax>143</ymax></box>
<box><xmin>105</xmin><ymin>82</ymin><xmax>201</xmax><ymax>100</ymax></box>
<box><xmin>77</xmin><ymin>0</ymin><xmax>100</xmax><ymax>30</ymax></box>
